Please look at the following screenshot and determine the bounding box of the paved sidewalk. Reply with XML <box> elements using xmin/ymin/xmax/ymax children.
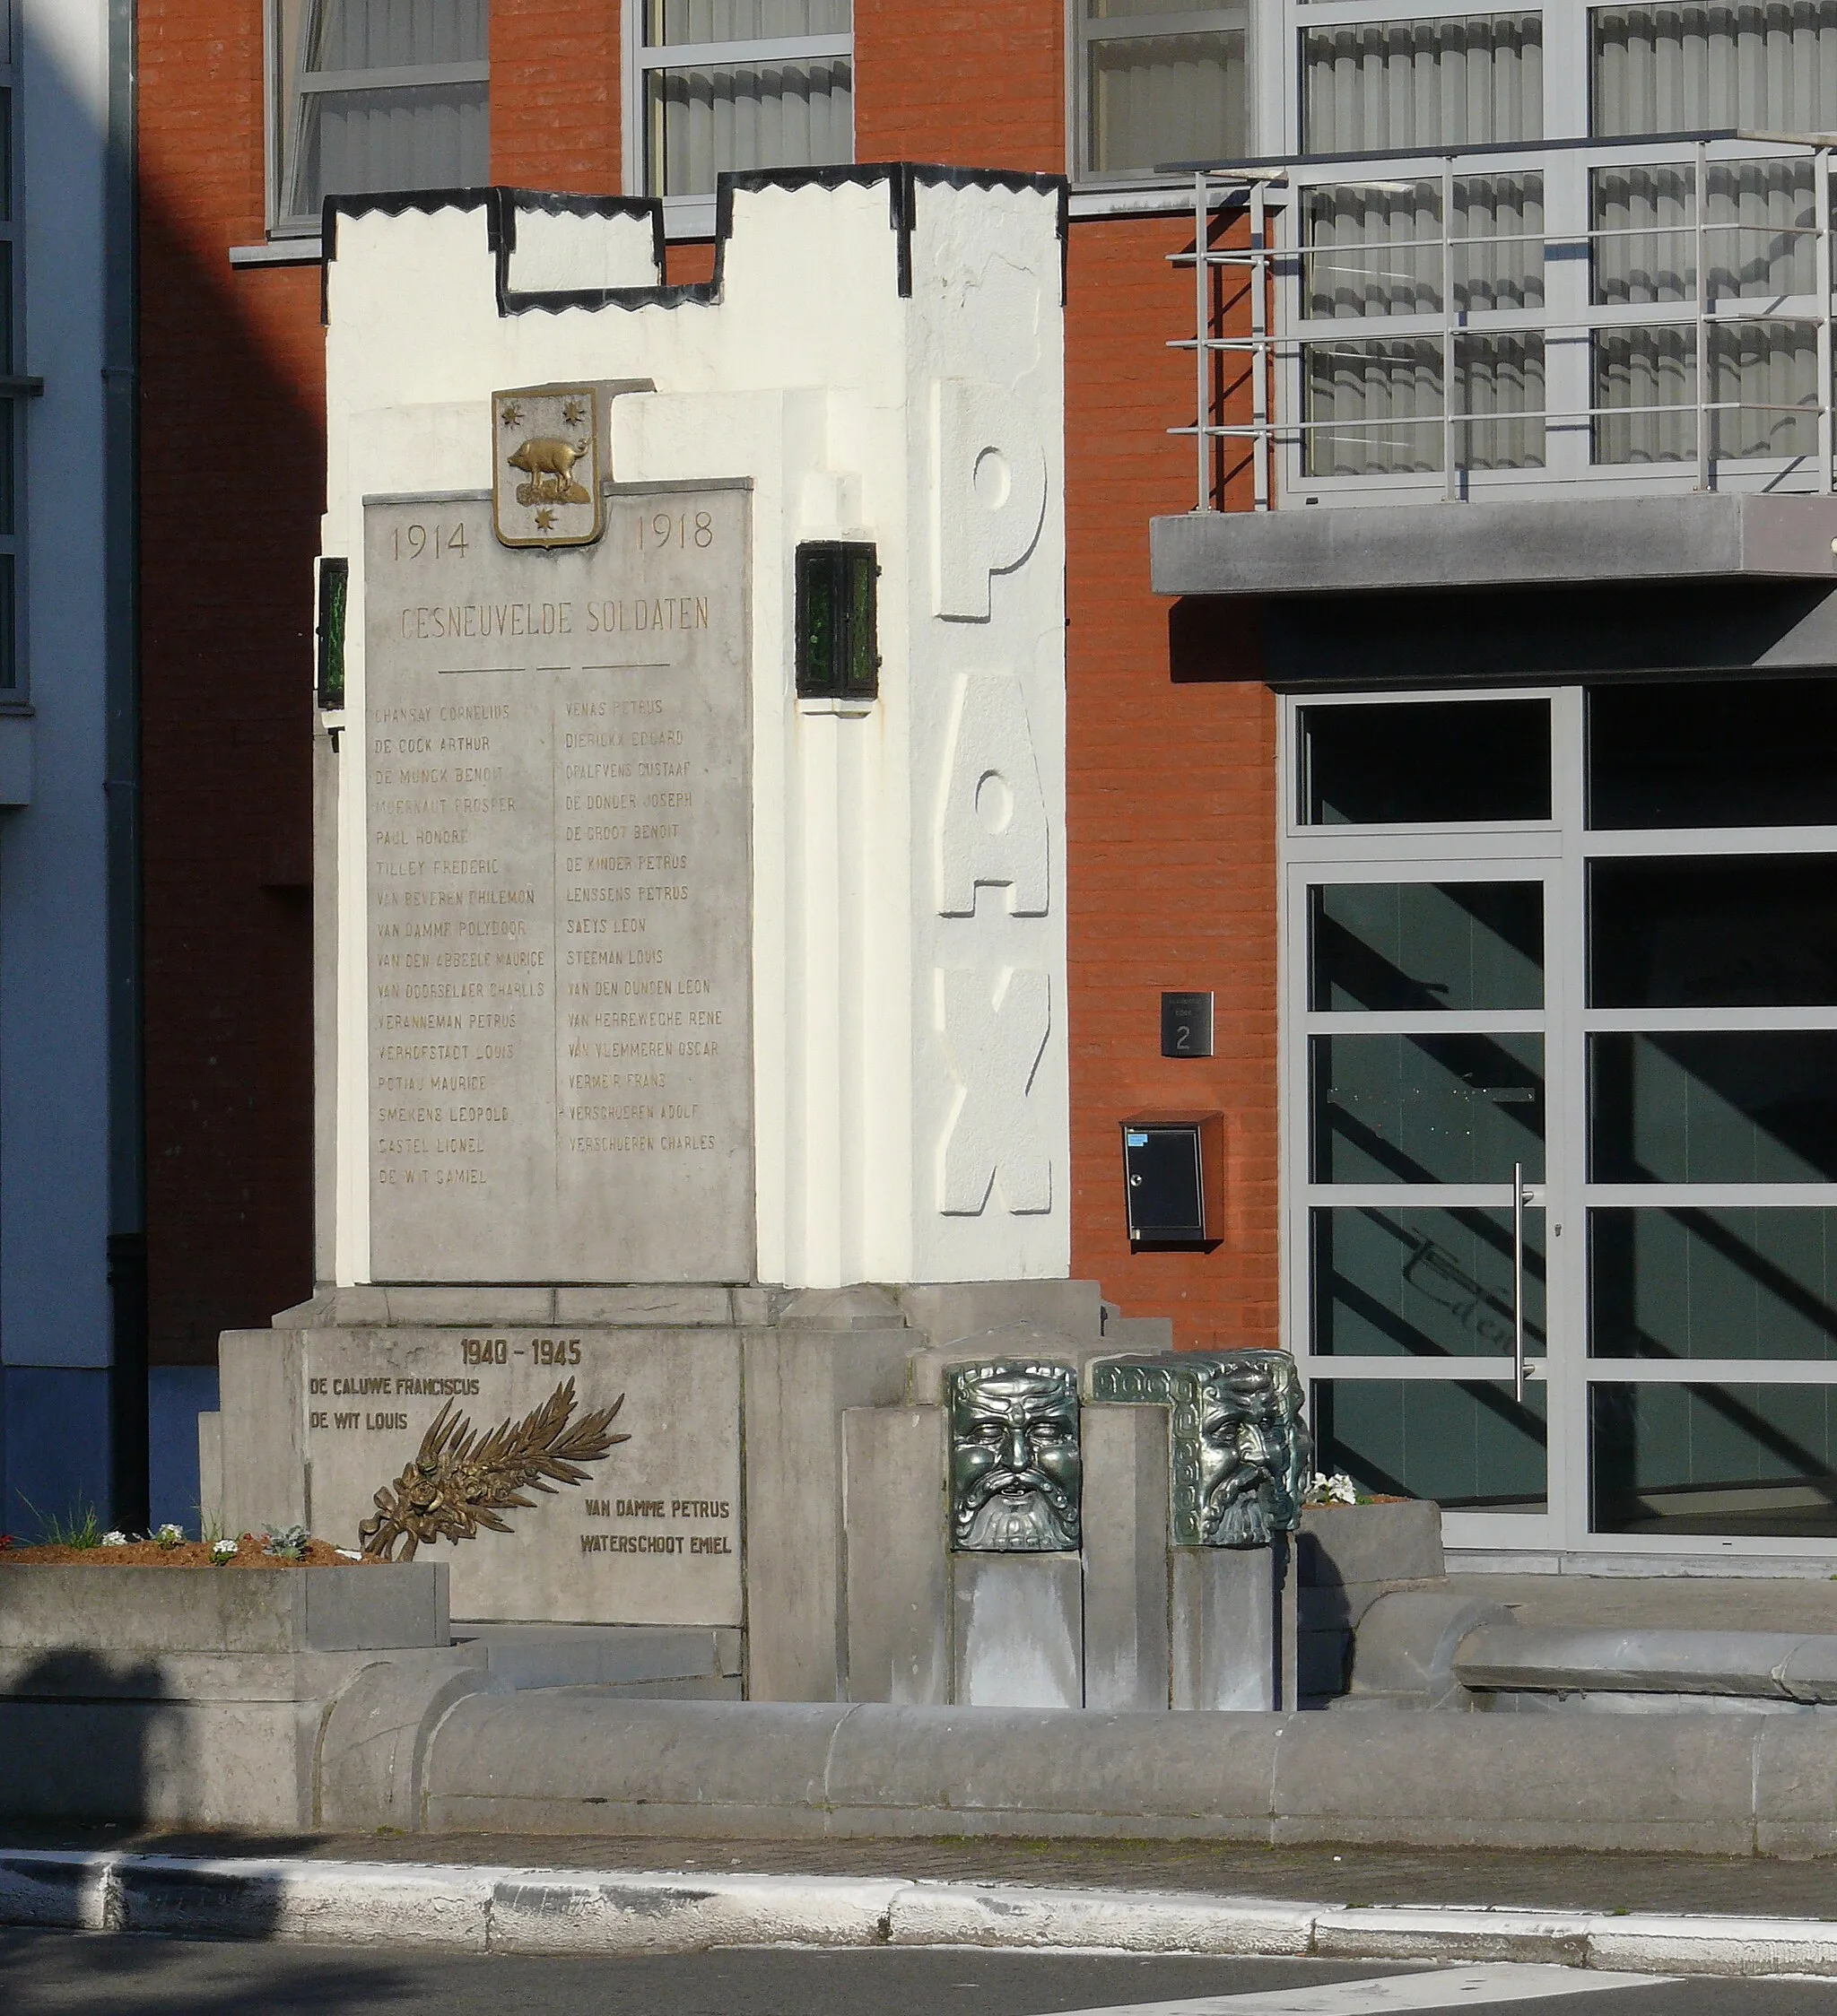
<box><xmin>4</xmin><ymin>1826</ymin><xmax>1837</xmax><ymax>1920</ymax></box>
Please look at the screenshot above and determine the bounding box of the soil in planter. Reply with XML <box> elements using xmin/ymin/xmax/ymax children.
<box><xmin>0</xmin><ymin>1535</ymin><xmax>377</xmax><ymax>1568</ymax></box>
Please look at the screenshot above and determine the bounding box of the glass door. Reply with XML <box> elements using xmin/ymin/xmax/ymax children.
<box><xmin>1282</xmin><ymin>687</ymin><xmax>1572</xmax><ymax>1548</ymax></box>
<box><xmin>1293</xmin><ymin>865</ymin><xmax>1561</xmax><ymax>1542</ymax></box>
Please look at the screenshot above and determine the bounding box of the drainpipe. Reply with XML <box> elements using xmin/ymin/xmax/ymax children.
<box><xmin>103</xmin><ymin>0</ymin><xmax>145</xmax><ymax>1531</ymax></box>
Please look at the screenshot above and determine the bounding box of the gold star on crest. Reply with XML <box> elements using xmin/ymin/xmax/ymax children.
<box><xmin>500</xmin><ymin>401</ymin><xmax>523</xmax><ymax>427</ymax></box>
<box><xmin>561</xmin><ymin>398</ymin><xmax>586</xmax><ymax>426</ymax></box>
<box><xmin>534</xmin><ymin>507</ymin><xmax>557</xmax><ymax>531</ymax></box>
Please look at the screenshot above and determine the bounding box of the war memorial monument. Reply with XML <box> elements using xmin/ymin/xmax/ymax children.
<box><xmin>201</xmin><ymin>169</ymin><xmax>1313</xmax><ymax>1713</ymax></box>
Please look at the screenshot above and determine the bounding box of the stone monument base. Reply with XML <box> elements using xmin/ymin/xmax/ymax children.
<box><xmin>202</xmin><ymin>1279</ymin><xmax>1168</xmax><ymax>1705</ymax></box>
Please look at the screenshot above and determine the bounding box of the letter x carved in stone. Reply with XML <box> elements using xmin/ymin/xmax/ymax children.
<box><xmin>936</xmin><ymin>966</ymin><xmax>1052</xmax><ymax>1215</ymax></box>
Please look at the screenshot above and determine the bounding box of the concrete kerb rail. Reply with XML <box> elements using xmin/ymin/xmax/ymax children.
<box><xmin>405</xmin><ymin>1696</ymin><xmax>1837</xmax><ymax>1857</ymax></box>
<box><xmin>5</xmin><ymin>1849</ymin><xmax>1837</xmax><ymax>1977</ymax></box>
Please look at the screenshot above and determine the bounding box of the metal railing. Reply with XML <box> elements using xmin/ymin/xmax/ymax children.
<box><xmin>1172</xmin><ymin>135</ymin><xmax>1837</xmax><ymax>511</ymax></box>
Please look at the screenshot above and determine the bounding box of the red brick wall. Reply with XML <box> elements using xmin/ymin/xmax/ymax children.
<box><xmin>1065</xmin><ymin>216</ymin><xmax>1278</xmax><ymax>1351</ymax></box>
<box><xmin>854</xmin><ymin>0</ymin><xmax>1065</xmax><ymax>169</ymax></box>
<box><xmin>138</xmin><ymin>0</ymin><xmax>323</xmax><ymax>1361</ymax></box>
<box><xmin>665</xmin><ymin>241</ymin><xmax>718</xmax><ymax>285</ymax></box>
<box><xmin>492</xmin><ymin>0</ymin><xmax>621</xmax><ymax>191</ymax></box>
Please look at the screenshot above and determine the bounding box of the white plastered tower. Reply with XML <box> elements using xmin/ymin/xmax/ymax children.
<box><xmin>318</xmin><ymin>168</ymin><xmax>1070</xmax><ymax>1291</ymax></box>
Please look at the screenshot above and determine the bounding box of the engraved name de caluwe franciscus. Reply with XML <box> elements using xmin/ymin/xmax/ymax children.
<box><xmin>493</xmin><ymin>386</ymin><xmax>605</xmax><ymax>550</ymax></box>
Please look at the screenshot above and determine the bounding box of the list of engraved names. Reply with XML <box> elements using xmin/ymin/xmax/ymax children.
<box><xmin>363</xmin><ymin>489</ymin><xmax>753</xmax><ymax>1282</ymax></box>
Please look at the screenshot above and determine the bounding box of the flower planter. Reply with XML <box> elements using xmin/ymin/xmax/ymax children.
<box><xmin>0</xmin><ymin>1562</ymin><xmax>464</xmax><ymax>1828</ymax></box>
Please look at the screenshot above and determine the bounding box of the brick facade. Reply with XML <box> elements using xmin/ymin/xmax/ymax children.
<box><xmin>139</xmin><ymin>0</ymin><xmax>1275</xmax><ymax>1356</ymax></box>
<box><xmin>139</xmin><ymin>0</ymin><xmax>321</xmax><ymax>1364</ymax></box>
<box><xmin>1064</xmin><ymin>218</ymin><xmax>1277</xmax><ymax>1350</ymax></box>
<box><xmin>492</xmin><ymin>0</ymin><xmax>621</xmax><ymax>192</ymax></box>
<box><xmin>855</xmin><ymin>0</ymin><xmax>1065</xmax><ymax>172</ymax></box>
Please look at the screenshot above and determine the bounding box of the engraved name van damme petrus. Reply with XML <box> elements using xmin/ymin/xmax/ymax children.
<box><xmin>948</xmin><ymin>1361</ymin><xmax>1082</xmax><ymax>1552</ymax></box>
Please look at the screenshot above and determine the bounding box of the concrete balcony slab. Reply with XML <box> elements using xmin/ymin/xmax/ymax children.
<box><xmin>1152</xmin><ymin>493</ymin><xmax>1837</xmax><ymax>599</ymax></box>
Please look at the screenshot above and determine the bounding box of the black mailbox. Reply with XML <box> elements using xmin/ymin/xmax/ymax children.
<box><xmin>1122</xmin><ymin>1113</ymin><xmax>1223</xmax><ymax>1246</ymax></box>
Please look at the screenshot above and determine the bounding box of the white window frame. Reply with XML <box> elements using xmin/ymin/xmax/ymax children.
<box><xmin>265</xmin><ymin>0</ymin><xmax>492</xmax><ymax>239</ymax></box>
<box><xmin>622</xmin><ymin>0</ymin><xmax>854</xmax><ymax>236</ymax></box>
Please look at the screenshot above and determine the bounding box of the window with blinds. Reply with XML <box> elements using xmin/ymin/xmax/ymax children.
<box><xmin>639</xmin><ymin>0</ymin><xmax>852</xmax><ymax>199</ymax></box>
<box><xmin>1303</xmin><ymin>13</ymin><xmax>1544</xmax><ymax>152</ymax></box>
<box><xmin>1590</xmin><ymin>156</ymin><xmax>1820</xmax><ymax>462</ymax></box>
<box><xmin>1298</xmin><ymin>175</ymin><xmax>1547</xmax><ymax>477</ymax></box>
<box><xmin>1079</xmin><ymin>0</ymin><xmax>1248</xmax><ymax>178</ymax></box>
<box><xmin>1592</xmin><ymin>1</ymin><xmax>1837</xmax><ymax>136</ymax></box>
<box><xmin>271</xmin><ymin>0</ymin><xmax>490</xmax><ymax>237</ymax></box>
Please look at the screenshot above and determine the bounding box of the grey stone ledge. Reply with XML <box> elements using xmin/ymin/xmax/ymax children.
<box><xmin>1456</xmin><ymin>1625</ymin><xmax>1837</xmax><ymax>1704</ymax></box>
<box><xmin>0</xmin><ymin>1563</ymin><xmax>448</xmax><ymax>1655</ymax></box>
<box><xmin>1151</xmin><ymin>492</ymin><xmax>1837</xmax><ymax>599</ymax></box>
<box><xmin>554</xmin><ymin>1284</ymin><xmax>736</xmax><ymax>1326</ymax></box>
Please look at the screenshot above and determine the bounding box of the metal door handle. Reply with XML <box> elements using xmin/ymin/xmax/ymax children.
<box><xmin>1512</xmin><ymin>1162</ymin><xmax>1527</xmax><ymax>1403</ymax></box>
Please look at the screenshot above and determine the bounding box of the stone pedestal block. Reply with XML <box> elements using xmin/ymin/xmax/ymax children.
<box><xmin>842</xmin><ymin>1406</ymin><xmax>948</xmax><ymax>1704</ymax></box>
<box><xmin>1082</xmin><ymin>1403</ymin><xmax>1171</xmax><ymax>1710</ymax></box>
<box><xmin>953</xmin><ymin>1553</ymin><xmax>1083</xmax><ymax>1708</ymax></box>
<box><xmin>742</xmin><ymin>1328</ymin><xmax>911</xmax><ymax>1702</ymax></box>
<box><xmin>1171</xmin><ymin>1539</ymin><xmax>1298</xmax><ymax>1712</ymax></box>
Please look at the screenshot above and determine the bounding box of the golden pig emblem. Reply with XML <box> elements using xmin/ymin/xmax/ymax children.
<box><xmin>507</xmin><ymin>435</ymin><xmax>592</xmax><ymax>506</ymax></box>
<box><xmin>492</xmin><ymin>384</ymin><xmax>605</xmax><ymax>549</ymax></box>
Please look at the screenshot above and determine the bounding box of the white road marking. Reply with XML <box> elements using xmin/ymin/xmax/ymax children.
<box><xmin>1032</xmin><ymin>1962</ymin><xmax>1667</xmax><ymax>2016</ymax></box>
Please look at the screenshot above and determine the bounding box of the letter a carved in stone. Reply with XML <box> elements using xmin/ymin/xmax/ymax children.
<box><xmin>935</xmin><ymin>673</ymin><xmax>1050</xmax><ymax>918</ymax></box>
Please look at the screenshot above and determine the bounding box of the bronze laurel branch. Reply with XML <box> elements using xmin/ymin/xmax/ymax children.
<box><xmin>358</xmin><ymin>1376</ymin><xmax>628</xmax><ymax>1562</ymax></box>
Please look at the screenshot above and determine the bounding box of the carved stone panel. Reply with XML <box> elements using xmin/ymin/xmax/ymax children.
<box><xmin>362</xmin><ymin>486</ymin><xmax>753</xmax><ymax>1282</ymax></box>
<box><xmin>303</xmin><ymin>1325</ymin><xmax>743</xmax><ymax>1626</ymax></box>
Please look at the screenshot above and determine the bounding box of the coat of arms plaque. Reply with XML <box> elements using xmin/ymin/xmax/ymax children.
<box><xmin>492</xmin><ymin>383</ymin><xmax>605</xmax><ymax>549</ymax></box>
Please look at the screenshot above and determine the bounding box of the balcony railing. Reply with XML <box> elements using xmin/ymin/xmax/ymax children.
<box><xmin>1174</xmin><ymin>133</ymin><xmax>1837</xmax><ymax>510</ymax></box>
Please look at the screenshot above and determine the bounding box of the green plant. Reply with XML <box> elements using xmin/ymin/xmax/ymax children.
<box><xmin>22</xmin><ymin>1499</ymin><xmax>106</xmax><ymax>1550</ymax></box>
<box><xmin>262</xmin><ymin>1523</ymin><xmax>309</xmax><ymax>1561</ymax></box>
<box><xmin>154</xmin><ymin>1523</ymin><xmax>186</xmax><ymax>1550</ymax></box>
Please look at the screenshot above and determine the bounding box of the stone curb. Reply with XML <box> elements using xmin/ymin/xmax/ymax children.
<box><xmin>4</xmin><ymin>1849</ymin><xmax>1837</xmax><ymax>1975</ymax></box>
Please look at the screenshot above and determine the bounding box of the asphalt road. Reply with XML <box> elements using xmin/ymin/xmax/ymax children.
<box><xmin>2</xmin><ymin>1940</ymin><xmax>1835</xmax><ymax>2016</ymax></box>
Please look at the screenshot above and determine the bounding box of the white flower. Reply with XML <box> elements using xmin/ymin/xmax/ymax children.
<box><xmin>211</xmin><ymin>1538</ymin><xmax>238</xmax><ymax>1557</ymax></box>
<box><xmin>100</xmin><ymin>1530</ymin><xmax>129</xmax><ymax>1546</ymax></box>
<box><xmin>155</xmin><ymin>1523</ymin><xmax>185</xmax><ymax>1547</ymax></box>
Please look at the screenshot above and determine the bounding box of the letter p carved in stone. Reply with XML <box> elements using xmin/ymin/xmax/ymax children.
<box><xmin>930</xmin><ymin>380</ymin><xmax>1049</xmax><ymax>621</ymax></box>
<box><xmin>936</xmin><ymin>967</ymin><xmax>1051</xmax><ymax>1216</ymax></box>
